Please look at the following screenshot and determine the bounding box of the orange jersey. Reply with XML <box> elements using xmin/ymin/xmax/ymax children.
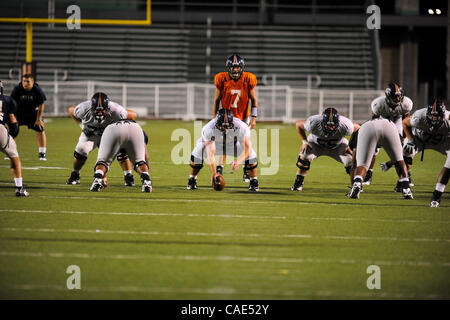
<box><xmin>214</xmin><ymin>71</ymin><xmax>257</xmax><ymax>120</ymax></box>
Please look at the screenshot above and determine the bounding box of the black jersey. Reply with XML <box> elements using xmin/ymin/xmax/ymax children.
<box><xmin>10</xmin><ymin>82</ymin><xmax>46</xmax><ymax>114</ymax></box>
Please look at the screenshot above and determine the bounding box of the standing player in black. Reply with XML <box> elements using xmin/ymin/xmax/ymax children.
<box><xmin>0</xmin><ymin>80</ymin><xmax>29</xmax><ymax>196</ymax></box>
<box><xmin>10</xmin><ymin>74</ymin><xmax>48</xmax><ymax>161</ymax></box>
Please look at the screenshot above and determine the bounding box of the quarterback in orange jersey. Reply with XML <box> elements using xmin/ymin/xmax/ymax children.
<box><xmin>212</xmin><ymin>54</ymin><xmax>259</xmax><ymax>182</ymax></box>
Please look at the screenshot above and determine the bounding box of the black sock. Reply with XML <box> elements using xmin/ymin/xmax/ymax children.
<box><xmin>140</xmin><ymin>172</ymin><xmax>150</xmax><ymax>180</ymax></box>
<box><xmin>354</xmin><ymin>177</ymin><xmax>362</xmax><ymax>183</ymax></box>
<box><xmin>432</xmin><ymin>190</ymin><xmax>443</xmax><ymax>201</ymax></box>
<box><xmin>295</xmin><ymin>175</ymin><xmax>305</xmax><ymax>185</ymax></box>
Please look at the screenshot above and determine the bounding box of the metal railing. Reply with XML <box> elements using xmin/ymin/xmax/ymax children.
<box><xmin>1</xmin><ymin>80</ymin><xmax>383</xmax><ymax>122</ymax></box>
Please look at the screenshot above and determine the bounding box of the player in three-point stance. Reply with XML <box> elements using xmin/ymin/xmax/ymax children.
<box><xmin>66</xmin><ymin>92</ymin><xmax>137</xmax><ymax>186</ymax></box>
<box><xmin>0</xmin><ymin>80</ymin><xmax>29</xmax><ymax>196</ymax></box>
<box><xmin>90</xmin><ymin>119</ymin><xmax>152</xmax><ymax>193</ymax></box>
<box><xmin>187</xmin><ymin>108</ymin><xmax>259</xmax><ymax>191</ymax></box>
<box><xmin>401</xmin><ymin>99</ymin><xmax>450</xmax><ymax>207</ymax></box>
<box><xmin>213</xmin><ymin>54</ymin><xmax>259</xmax><ymax>182</ymax></box>
<box><xmin>290</xmin><ymin>107</ymin><xmax>360</xmax><ymax>192</ymax></box>
<box><xmin>348</xmin><ymin>118</ymin><xmax>413</xmax><ymax>200</ymax></box>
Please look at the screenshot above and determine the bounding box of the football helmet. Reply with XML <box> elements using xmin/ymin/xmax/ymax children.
<box><xmin>91</xmin><ymin>92</ymin><xmax>109</xmax><ymax>122</ymax></box>
<box><xmin>385</xmin><ymin>82</ymin><xmax>404</xmax><ymax>108</ymax></box>
<box><xmin>216</xmin><ymin>108</ymin><xmax>234</xmax><ymax>130</ymax></box>
<box><xmin>226</xmin><ymin>54</ymin><xmax>245</xmax><ymax>80</ymax></box>
<box><xmin>426</xmin><ymin>99</ymin><xmax>446</xmax><ymax>130</ymax></box>
<box><xmin>322</xmin><ymin>107</ymin><xmax>339</xmax><ymax>135</ymax></box>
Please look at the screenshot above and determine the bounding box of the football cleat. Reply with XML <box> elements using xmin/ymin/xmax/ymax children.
<box><xmin>249</xmin><ymin>178</ymin><xmax>259</xmax><ymax>192</ymax></box>
<box><xmin>90</xmin><ymin>177</ymin><xmax>106</xmax><ymax>192</ymax></box>
<box><xmin>430</xmin><ymin>200</ymin><xmax>440</xmax><ymax>208</ymax></box>
<box><xmin>187</xmin><ymin>177</ymin><xmax>198</xmax><ymax>190</ymax></box>
<box><xmin>39</xmin><ymin>152</ymin><xmax>47</xmax><ymax>161</ymax></box>
<box><xmin>142</xmin><ymin>179</ymin><xmax>152</xmax><ymax>193</ymax></box>
<box><xmin>66</xmin><ymin>171</ymin><xmax>80</xmax><ymax>185</ymax></box>
<box><xmin>362</xmin><ymin>170</ymin><xmax>373</xmax><ymax>186</ymax></box>
<box><xmin>291</xmin><ymin>176</ymin><xmax>304</xmax><ymax>191</ymax></box>
<box><xmin>15</xmin><ymin>186</ymin><xmax>29</xmax><ymax>197</ymax></box>
<box><xmin>380</xmin><ymin>162</ymin><xmax>392</xmax><ymax>172</ymax></box>
<box><xmin>348</xmin><ymin>181</ymin><xmax>362</xmax><ymax>199</ymax></box>
<box><xmin>243</xmin><ymin>170</ymin><xmax>250</xmax><ymax>183</ymax></box>
<box><xmin>216</xmin><ymin>165</ymin><xmax>223</xmax><ymax>175</ymax></box>
<box><xmin>124</xmin><ymin>173</ymin><xmax>135</xmax><ymax>187</ymax></box>
<box><xmin>402</xmin><ymin>187</ymin><xmax>413</xmax><ymax>199</ymax></box>
<box><xmin>394</xmin><ymin>181</ymin><xmax>402</xmax><ymax>193</ymax></box>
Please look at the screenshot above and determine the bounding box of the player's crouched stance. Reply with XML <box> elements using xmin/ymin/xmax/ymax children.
<box><xmin>349</xmin><ymin>118</ymin><xmax>413</xmax><ymax>200</ymax></box>
<box><xmin>90</xmin><ymin>120</ymin><xmax>152</xmax><ymax>193</ymax></box>
<box><xmin>290</xmin><ymin>108</ymin><xmax>360</xmax><ymax>191</ymax></box>
<box><xmin>0</xmin><ymin>81</ymin><xmax>28</xmax><ymax>196</ymax></box>
<box><xmin>187</xmin><ymin>109</ymin><xmax>259</xmax><ymax>191</ymax></box>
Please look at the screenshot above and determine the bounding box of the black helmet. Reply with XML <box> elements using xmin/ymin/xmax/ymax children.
<box><xmin>426</xmin><ymin>99</ymin><xmax>446</xmax><ymax>130</ymax></box>
<box><xmin>91</xmin><ymin>92</ymin><xmax>109</xmax><ymax>122</ymax></box>
<box><xmin>385</xmin><ymin>82</ymin><xmax>404</xmax><ymax>108</ymax></box>
<box><xmin>216</xmin><ymin>108</ymin><xmax>234</xmax><ymax>130</ymax></box>
<box><xmin>322</xmin><ymin>107</ymin><xmax>339</xmax><ymax>135</ymax></box>
<box><xmin>225</xmin><ymin>54</ymin><xmax>245</xmax><ymax>80</ymax></box>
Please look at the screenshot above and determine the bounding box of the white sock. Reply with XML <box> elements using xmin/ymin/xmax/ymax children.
<box><xmin>39</xmin><ymin>147</ymin><xmax>46</xmax><ymax>153</ymax></box>
<box><xmin>189</xmin><ymin>175</ymin><xmax>197</xmax><ymax>179</ymax></box>
<box><xmin>251</xmin><ymin>176</ymin><xmax>258</xmax><ymax>180</ymax></box>
<box><xmin>399</xmin><ymin>177</ymin><xmax>409</xmax><ymax>182</ymax></box>
<box><xmin>124</xmin><ymin>170</ymin><xmax>132</xmax><ymax>176</ymax></box>
<box><xmin>14</xmin><ymin>178</ymin><xmax>22</xmax><ymax>187</ymax></box>
<box><xmin>436</xmin><ymin>183</ymin><xmax>446</xmax><ymax>193</ymax></box>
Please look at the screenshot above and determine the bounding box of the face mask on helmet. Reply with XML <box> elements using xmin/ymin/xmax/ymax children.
<box><xmin>91</xmin><ymin>92</ymin><xmax>109</xmax><ymax>122</ymax></box>
<box><xmin>385</xmin><ymin>82</ymin><xmax>404</xmax><ymax>108</ymax></box>
<box><xmin>426</xmin><ymin>99</ymin><xmax>446</xmax><ymax>130</ymax></box>
<box><xmin>216</xmin><ymin>109</ymin><xmax>234</xmax><ymax>131</ymax></box>
<box><xmin>226</xmin><ymin>54</ymin><xmax>245</xmax><ymax>80</ymax></box>
<box><xmin>322</xmin><ymin>107</ymin><xmax>339</xmax><ymax>135</ymax></box>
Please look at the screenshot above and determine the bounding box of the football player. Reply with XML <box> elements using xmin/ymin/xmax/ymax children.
<box><xmin>10</xmin><ymin>74</ymin><xmax>48</xmax><ymax>161</ymax></box>
<box><xmin>348</xmin><ymin>118</ymin><xmax>413</xmax><ymax>200</ymax></box>
<box><xmin>66</xmin><ymin>92</ymin><xmax>137</xmax><ymax>186</ymax></box>
<box><xmin>290</xmin><ymin>107</ymin><xmax>360</xmax><ymax>192</ymax></box>
<box><xmin>363</xmin><ymin>82</ymin><xmax>413</xmax><ymax>186</ymax></box>
<box><xmin>187</xmin><ymin>108</ymin><xmax>259</xmax><ymax>191</ymax></box>
<box><xmin>0</xmin><ymin>80</ymin><xmax>28</xmax><ymax>196</ymax></box>
<box><xmin>90</xmin><ymin>119</ymin><xmax>152</xmax><ymax>193</ymax></box>
<box><xmin>213</xmin><ymin>54</ymin><xmax>258</xmax><ymax>182</ymax></box>
<box><xmin>400</xmin><ymin>99</ymin><xmax>450</xmax><ymax>207</ymax></box>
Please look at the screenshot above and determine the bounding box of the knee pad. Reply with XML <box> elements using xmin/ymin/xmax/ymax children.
<box><xmin>74</xmin><ymin>150</ymin><xmax>87</xmax><ymax>162</ymax></box>
<box><xmin>190</xmin><ymin>155</ymin><xmax>203</xmax><ymax>169</ymax></box>
<box><xmin>296</xmin><ymin>156</ymin><xmax>311</xmax><ymax>171</ymax></box>
<box><xmin>134</xmin><ymin>160</ymin><xmax>148</xmax><ymax>171</ymax></box>
<box><xmin>116</xmin><ymin>152</ymin><xmax>129</xmax><ymax>162</ymax></box>
<box><xmin>404</xmin><ymin>156</ymin><xmax>413</xmax><ymax>166</ymax></box>
<box><xmin>244</xmin><ymin>159</ymin><xmax>258</xmax><ymax>171</ymax></box>
<box><xmin>94</xmin><ymin>161</ymin><xmax>109</xmax><ymax>173</ymax></box>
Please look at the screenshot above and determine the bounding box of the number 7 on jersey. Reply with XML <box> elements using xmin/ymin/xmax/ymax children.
<box><xmin>230</xmin><ymin>90</ymin><xmax>241</xmax><ymax>108</ymax></box>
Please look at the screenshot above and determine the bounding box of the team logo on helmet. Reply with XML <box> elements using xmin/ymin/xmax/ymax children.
<box><xmin>385</xmin><ymin>82</ymin><xmax>404</xmax><ymax>108</ymax></box>
<box><xmin>322</xmin><ymin>107</ymin><xmax>340</xmax><ymax>135</ymax></box>
<box><xmin>426</xmin><ymin>99</ymin><xmax>446</xmax><ymax>130</ymax></box>
<box><xmin>226</xmin><ymin>54</ymin><xmax>245</xmax><ymax>80</ymax></box>
<box><xmin>91</xmin><ymin>92</ymin><xmax>110</xmax><ymax>122</ymax></box>
<box><xmin>216</xmin><ymin>108</ymin><xmax>234</xmax><ymax>131</ymax></box>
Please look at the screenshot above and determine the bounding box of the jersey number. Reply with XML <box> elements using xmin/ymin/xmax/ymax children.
<box><xmin>230</xmin><ymin>90</ymin><xmax>241</xmax><ymax>109</ymax></box>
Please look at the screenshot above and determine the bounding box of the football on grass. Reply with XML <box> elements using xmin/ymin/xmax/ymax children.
<box><xmin>213</xmin><ymin>175</ymin><xmax>225</xmax><ymax>191</ymax></box>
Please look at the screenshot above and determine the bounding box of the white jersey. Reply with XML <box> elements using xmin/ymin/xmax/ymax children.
<box><xmin>304</xmin><ymin>114</ymin><xmax>354</xmax><ymax>149</ymax></box>
<box><xmin>371</xmin><ymin>96</ymin><xmax>413</xmax><ymax>135</ymax></box>
<box><xmin>202</xmin><ymin>117</ymin><xmax>250</xmax><ymax>145</ymax></box>
<box><xmin>410</xmin><ymin>108</ymin><xmax>450</xmax><ymax>144</ymax></box>
<box><xmin>73</xmin><ymin>100</ymin><xmax>128</xmax><ymax>137</ymax></box>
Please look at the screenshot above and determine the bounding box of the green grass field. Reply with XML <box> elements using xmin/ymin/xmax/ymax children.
<box><xmin>0</xmin><ymin>118</ymin><xmax>449</xmax><ymax>300</ymax></box>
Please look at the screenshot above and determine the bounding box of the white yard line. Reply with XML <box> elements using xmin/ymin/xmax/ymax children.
<box><xmin>1</xmin><ymin>227</ymin><xmax>449</xmax><ymax>243</ymax></box>
<box><xmin>1</xmin><ymin>208</ymin><xmax>448</xmax><ymax>225</ymax></box>
<box><xmin>3</xmin><ymin>283</ymin><xmax>447</xmax><ymax>299</ymax></box>
<box><xmin>0</xmin><ymin>251</ymin><xmax>448</xmax><ymax>268</ymax></box>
